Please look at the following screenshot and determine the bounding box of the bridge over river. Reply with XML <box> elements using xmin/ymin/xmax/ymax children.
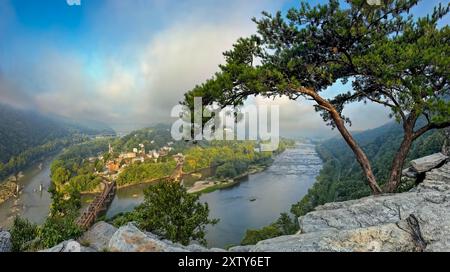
<box><xmin>77</xmin><ymin>157</ymin><xmax>185</xmax><ymax>229</ymax></box>
<box><xmin>76</xmin><ymin>179</ymin><xmax>116</xmax><ymax>229</ymax></box>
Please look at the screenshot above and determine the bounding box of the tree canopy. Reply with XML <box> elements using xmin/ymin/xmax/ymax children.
<box><xmin>114</xmin><ymin>181</ymin><xmax>218</xmax><ymax>246</ymax></box>
<box><xmin>183</xmin><ymin>0</ymin><xmax>450</xmax><ymax>193</ymax></box>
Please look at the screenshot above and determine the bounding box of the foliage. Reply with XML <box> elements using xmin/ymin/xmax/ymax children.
<box><xmin>291</xmin><ymin>125</ymin><xmax>446</xmax><ymax>218</ymax></box>
<box><xmin>241</xmin><ymin>225</ymin><xmax>282</xmax><ymax>246</ymax></box>
<box><xmin>182</xmin><ymin>0</ymin><xmax>450</xmax><ymax>193</ymax></box>
<box><xmin>215</xmin><ymin>162</ymin><xmax>238</xmax><ymax>178</ymax></box>
<box><xmin>10</xmin><ymin>217</ymin><xmax>39</xmax><ymax>252</ymax></box>
<box><xmin>242</xmin><ymin>123</ymin><xmax>446</xmax><ymax>245</ymax></box>
<box><xmin>49</xmin><ymin>123</ymin><xmax>293</xmax><ymax>191</ymax></box>
<box><xmin>50</xmin><ymin>139</ymin><xmax>111</xmax><ymax>193</ymax></box>
<box><xmin>116</xmin><ymin>161</ymin><xmax>177</xmax><ymax>186</ymax></box>
<box><xmin>116</xmin><ymin>139</ymin><xmax>290</xmax><ymax>187</ymax></box>
<box><xmin>38</xmin><ymin>215</ymin><xmax>83</xmax><ymax>249</ymax></box>
<box><xmin>0</xmin><ymin>103</ymin><xmax>114</xmax><ymax>181</ymax></box>
<box><xmin>0</xmin><ymin>104</ymin><xmax>74</xmax><ymax>164</ymax></box>
<box><xmin>8</xmin><ymin>189</ymin><xmax>83</xmax><ymax>251</ymax></box>
<box><xmin>111</xmin><ymin>124</ymin><xmax>188</xmax><ymax>154</ymax></box>
<box><xmin>39</xmin><ymin>189</ymin><xmax>83</xmax><ymax>248</ymax></box>
<box><xmin>241</xmin><ymin>213</ymin><xmax>298</xmax><ymax>245</ymax></box>
<box><xmin>0</xmin><ymin>138</ymin><xmax>79</xmax><ymax>181</ymax></box>
<box><xmin>112</xmin><ymin>181</ymin><xmax>218</xmax><ymax>246</ymax></box>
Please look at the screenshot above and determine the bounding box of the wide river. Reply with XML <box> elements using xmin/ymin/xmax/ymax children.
<box><xmin>0</xmin><ymin>157</ymin><xmax>54</xmax><ymax>229</ymax></box>
<box><xmin>105</xmin><ymin>143</ymin><xmax>322</xmax><ymax>248</ymax></box>
<box><xmin>0</xmin><ymin>143</ymin><xmax>322</xmax><ymax>248</ymax></box>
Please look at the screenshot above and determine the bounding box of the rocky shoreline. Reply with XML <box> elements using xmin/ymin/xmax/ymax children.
<box><xmin>187</xmin><ymin>165</ymin><xmax>268</xmax><ymax>194</ymax></box>
<box><xmin>0</xmin><ymin>181</ymin><xmax>17</xmax><ymax>205</ymax></box>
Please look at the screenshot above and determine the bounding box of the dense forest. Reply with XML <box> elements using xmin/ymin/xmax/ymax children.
<box><xmin>291</xmin><ymin>122</ymin><xmax>446</xmax><ymax>217</ymax></box>
<box><xmin>0</xmin><ymin>104</ymin><xmax>115</xmax><ymax>181</ymax></box>
<box><xmin>0</xmin><ymin>104</ymin><xmax>72</xmax><ymax>163</ymax></box>
<box><xmin>242</xmin><ymin>122</ymin><xmax>447</xmax><ymax>245</ymax></box>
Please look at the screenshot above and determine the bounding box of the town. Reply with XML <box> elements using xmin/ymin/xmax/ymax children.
<box><xmin>88</xmin><ymin>141</ymin><xmax>185</xmax><ymax>181</ymax></box>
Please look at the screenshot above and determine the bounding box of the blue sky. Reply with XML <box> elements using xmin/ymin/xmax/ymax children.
<box><xmin>0</xmin><ymin>0</ymin><xmax>448</xmax><ymax>136</ymax></box>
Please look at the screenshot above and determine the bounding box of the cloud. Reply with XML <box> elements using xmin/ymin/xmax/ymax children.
<box><xmin>0</xmin><ymin>0</ymin><xmax>392</xmax><ymax>136</ymax></box>
<box><xmin>66</xmin><ymin>0</ymin><xmax>81</xmax><ymax>6</ymax></box>
<box><xmin>136</xmin><ymin>20</ymin><xmax>257</xmax><ymax>124</ymax></box>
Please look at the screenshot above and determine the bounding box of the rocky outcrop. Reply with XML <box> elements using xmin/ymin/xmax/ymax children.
<box><xmin>39</xmin><ymin>223</ymin><xmax>225</xmax><ymax>252</ymax></box>
<box><xmin>108</xmin><ymin>223</ymin><xmax>225</xmax><ymax>252</ymax></box>
<box><xmin>108</xmin><ymin>223</ymin><xmax>187</xmax><ymax>252</ymax></box>
<box><xmin>0</xmin><ymin>231</ymin><xmax>12</xmax><ymax>252</ymax></box>
<box><xmin>242</xmin><ymin>221</ymin><xmax>420</xmax><ymax>252</ymax></box>
<box><xmin>40</xmin><ymin>240</ymin><xmax>95</xmax><ymax>252</ymax></box>
<box><xmin>231</xmin><ymin>161</ymin><xmax>450</xmax><ymax>252</ymax></box>
<box><xmin>410</xmin><ymin>153</ymin><xmax>448</xmax><ymax>173</ymax></box>
<box><xmin>79</xmin><ymin>221</ymin><xmax>117</xmax><ymax>251</ymax></box>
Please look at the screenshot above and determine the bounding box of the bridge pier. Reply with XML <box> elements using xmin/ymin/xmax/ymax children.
<box><xmin>76</xmin><ymin>179</ymin><xmax>116</xmax><ymax>229</ymax></box>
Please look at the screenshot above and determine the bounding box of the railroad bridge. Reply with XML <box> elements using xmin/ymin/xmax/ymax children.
<box><xmin>76</xmin><ymin>157</ymin><xmax>184</xmax><ymax>229</ymax></box>
<box><xmin>76</xmin><ymin>178</ymin><xmax>116</xmax><ymax>229</ymax></box>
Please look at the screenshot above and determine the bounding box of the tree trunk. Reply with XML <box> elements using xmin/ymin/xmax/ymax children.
<box><xmin>384</xmin><ymin>116</ymin><xmax>416</xmax><ymax>193</ymax></box>
<box><xmin>331</xmin><ymin>112</ymin><xmax>383</xmax><ymax>194</ymax></box>
<box><xmin>384</xmin><ymin>131</ymin><xmax>414</xmax><ymax>193</ymax></box>
<box><xmin>298</xmin><ymin>87</ymin><xmax>383</xmax><ymax>194</ymax></box>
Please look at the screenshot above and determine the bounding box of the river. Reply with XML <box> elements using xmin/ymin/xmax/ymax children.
<box><xmin>0</xmin><ymin>143</ymin><xmax>322</xmax><ymax>248</ymax></box>
<box><xmin>0</xmin><ymin>157</ymin><xmax>54</xmax><ymax>229</ymax></box>
<box><xmin>104</xmin><ymin>143</ymin><xmax>322</xmax><ymax>248</ymax></box>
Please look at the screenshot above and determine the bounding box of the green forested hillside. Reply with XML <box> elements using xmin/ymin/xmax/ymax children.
<box><xmin>0</xmin><ymin>105</ymin><xmax>70</xmax><ymax>163</ymax></box>
<box><xmin>242</xmin><ymin>121</ymin><xmax>446</xmax><ymax>245</ymax></box>
<box><xmin>0</xmin><ymin>103</ymin><xmax>115</xmax><ymax>180</ymax></box>
<box><xmin>291</xmin><ymin>123</ymin><xmax>446</xmax><ymax>217</ymax></box>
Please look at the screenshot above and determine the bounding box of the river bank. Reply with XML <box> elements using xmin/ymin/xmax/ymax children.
<box><xmin>186</xmin><ymin>164</ymin><xmax>269</xmax><ymax>194</ymax></box>
<box><xmin>0</xmin><ymin>156</ymin><xmax>55</xmax><ymax>228</ymax></box>
<box><xmin>0</xmin><ymin>182</ymin><xmax>17</xmax><ymax>205</ymax></box>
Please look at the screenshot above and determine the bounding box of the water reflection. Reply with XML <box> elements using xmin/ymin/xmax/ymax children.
<box><xmin>200</xmin><ymin>143</ymin><xmax>322</xmax><ymax>247</ymax></box>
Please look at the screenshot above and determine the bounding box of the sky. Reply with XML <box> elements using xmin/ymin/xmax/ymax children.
<box><xmin>0</xmin><ymin>0</ymin><xmax>448</xmax><ymax>137</ymax></box>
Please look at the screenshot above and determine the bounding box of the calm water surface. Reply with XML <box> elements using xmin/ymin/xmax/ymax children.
<box><xmin>105</xmin><ymin>143</ymin><xmax>322</xmax><ymax>248</ymax></box>
<box><xmin>0</xmin><ymin>157</ymin><xmax>54</xmax><ymax>228</ymax></box>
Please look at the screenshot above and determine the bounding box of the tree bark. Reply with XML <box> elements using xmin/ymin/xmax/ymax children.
<box><xmin>385</xmin><ymin>118</ymin><xmax>450</xmax><ymax>192</ymax></box>
<box><xmin>297</xmin><ymin>87</ymin><xmax>383</xmax><ymax>194</ymax></box>
<box><xmin>384</xmin><ymin>119</ymin><xmax>415</xmax><ymax>193</ymax></box>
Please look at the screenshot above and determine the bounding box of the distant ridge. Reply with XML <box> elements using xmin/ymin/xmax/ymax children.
<box><xmin>0</xmin><ymin>103</ymin><xmax>115</xmax><ymax>164</ymax></box>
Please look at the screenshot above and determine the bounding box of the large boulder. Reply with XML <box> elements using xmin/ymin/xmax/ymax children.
<box><xmin>241</xmin><ymin>162</ymin><xmax>450</xmax><ymax>252</ymax></box>
<box><xmin>39</xmin><ymin>222</ymin><xmax>219</xmax><ymax>252</ymax></box>
<box><xmin>0</xmin><ymin>231</ymin><xmax>12</xmax><ymax>252</ymax></box>
<box><xmin>410</xmin><ymin>153</ymin><xmax>448</xmax><ymax>173</ymax></box>
<box><xmin>258</xmin><ymin>162</ymin><xmax>450</xmax><ymax>252</ymax></box>
<box><xmin>248</xmin><ymin>221</ymin><xmax>419</xmax><ymax>252</ymax></box>
<box><xmin>40</xmin><ymin>240</ymin><xmax>95</xmax><ymax>252</ymax></box>
<box><xmin>108</xmin><ymin>223</ymin><xmax>188</xmax><ymax>252</ymax></box>
<box><xmin>79</xmin><ymin>221</ymin><xmax>117</xmax><ymax>251</ymax></box>
<box><xmin>228</xmin><ymin>245</ymin><xmax>254</xmax><ymax>252</ymax></box>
